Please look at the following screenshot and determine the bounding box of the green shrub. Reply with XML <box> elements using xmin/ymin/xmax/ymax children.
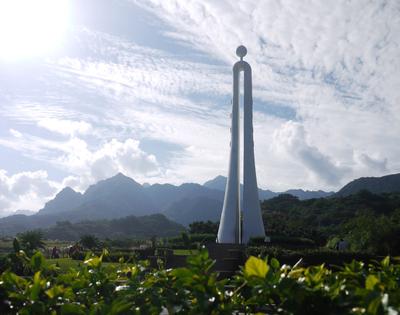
<box><xmin>246</xmin><ymin>246</ymin><xmax>377</xmax><ymax>267</ymax></box>
<box><xmin>1</xmin><ymin>250</ymin><xmax>399</xmax><ymax>314</ymax></box>
<box><xmin>188</xmin><ymin>233</ymin><xmax>216</xmax><ymax>244</ymax></box>
<box><xmin>247</xmin><ymin>236</ymin><xmax>266</xmax><ymax>246</ymax></box>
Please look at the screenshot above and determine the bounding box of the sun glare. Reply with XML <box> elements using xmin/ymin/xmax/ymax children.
<box><xmin>0</xmin><ymin>0</ymin><xmax>69</xmax><ymax>60</ymax></box>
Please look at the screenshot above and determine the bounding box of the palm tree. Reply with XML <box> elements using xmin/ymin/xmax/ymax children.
<box><xmin>79</xmin><ymin>234</ymin><xmax>99</xmax><ymax>250</ymax></box>
<box><xmin>18</xmin><ymin>230</ymin><xmax>45</xmax><ymax>254</ymax></box>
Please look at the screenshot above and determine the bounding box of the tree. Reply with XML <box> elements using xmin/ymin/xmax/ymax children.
<box><xmin>181</xmin><ymin>232</ymin><xmax>190</xmax><ymax>248</ymax></box>
<box><xmin>17</xmin><ymin>230</ymin><xmax>45</xmax><ymax>254</ymax></box>
<box><xmin>79</xmin><ymin>234</ymin><xmax>99</xmax><ymax>250</ymax></box>
<box><xmin>343</xmin><ymin>210</ymin><xmax>399</xmax><ymax>254</ymax></box>
<box><xmin>189</xmin><ymin>221</ymin><xmax>219</xmax><ymax>234</ymax></box>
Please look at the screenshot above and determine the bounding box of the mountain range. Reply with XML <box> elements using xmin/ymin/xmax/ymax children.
<box><xmin>0</xmin><ymin>172</ymin><xmax>399</xmax><ymax>236</ymax></box>
<box><xmin>203</xmin><ymin>175</ymin><xmax>334</xmax><ymax>200</ymax></box>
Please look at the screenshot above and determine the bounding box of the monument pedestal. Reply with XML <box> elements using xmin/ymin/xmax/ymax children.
<box><xmin>206</xmin><ymin>243</ymin><xmax>246</xmax><ymax>278</ymax></box>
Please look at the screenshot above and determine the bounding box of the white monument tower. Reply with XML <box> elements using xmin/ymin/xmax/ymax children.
<box><xmin>217</xmin><ymin>46</ymin><xmax>265</xmax><ymax>244</ymax></box>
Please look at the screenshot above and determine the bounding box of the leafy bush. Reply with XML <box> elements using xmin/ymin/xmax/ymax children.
<box><xmin>188</xmin><ymin>233</ymin><xmax>216</xmax><ymax>244</ymax></box>
<box><xmin>17</xmin><ymin>230</ymin><xmax>45</xmax><ymax>255</ymax></box>
<box><xmin>246</xmin><ymin>246</ymin><xmax>376</xmax><ymax>267</ymax></box>
<box><xmin>247</xmin><ymin>236</ymin><xmax>266</xmax><ymax>246</ymax></box>
<box><xmin>79</xmin><ymin>234</ymin><xmax>100</xmax><ymax>250</ymax></box>
<box><xmin>271</xmin><ymin>235</ymin><xmax>316</xmax><ymax>248</ymax></box>
<box><xmin>0</xmin><ymin>249</ymin><xmax>399</xmax><ymax>314</ymax></box>
<box><xmin>188</xmin><ymin>221</ymin><xmax>218</xmax><ymax>234</ymax></box>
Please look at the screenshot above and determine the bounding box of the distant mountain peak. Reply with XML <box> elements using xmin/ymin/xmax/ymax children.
<box><xmin>207</xmin><ymin>175</ymin><xmax>226</xmax><ymax>182</ymax></box>
<box><xmin>38</xmin><ymin>186</ymin><xmax>83</xmax><ymax>215</ymax></box>
<box><xmin>109</xmin><ymin>172</ymin><xmax>132</xmax><ymax>181</ymax></box>
<box><xmin>107</xmin><ymin>172</ymin><xmax>140</xmax><ymax>184</ymax></box>
<box><xmin>58</xmin><ymin>186</ymin><xmax>79</xmax><ymax>196</ymax></box>
<box><xmin>203</xmin><ymin>175</ymin><xmax>227</xmax><ymax>191</ymax></box>
<box><xmin>114</xmin><ymin>172</ymin><xmax>128</xmax><ymax>178</ymax></box>
<box><xmin>84</xmin><ymin>173</ymin><xmax>141</xmax><ymax>194</ymax></box>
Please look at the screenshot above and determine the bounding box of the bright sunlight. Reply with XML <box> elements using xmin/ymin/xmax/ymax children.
<box><xmin>0</xmin><ymin>0</ymin><xmax>69</xmax><ymax>60</ymax></box>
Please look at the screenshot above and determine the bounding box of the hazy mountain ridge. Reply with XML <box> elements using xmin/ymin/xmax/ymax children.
<box><xmin>14</xmin><ymin>210</ymin><xmax>35</xmax><ymax>216</ymax></box>
<box><xmin>164</xmin><ymin>196</ymin><xmax>223</xmax><ymax>226</ymax></box>
<box><xmin>0</xmin><ymin>173</ymin><xmax>224</xmax><ymax>235</ymax></box>
<box><xmin>144</xmin><ymin>182</ymin><xmax>224</xmax><ymax>211</ymax></box>
<box><xmin>1</xmin><ymin>172</ymin><xmax>398</xmax><ymax>236</ymax></box>
<box><xmin>203</xmin><ymin>176</ymin><xmax>334</xmax><ymax>200</ymax></box>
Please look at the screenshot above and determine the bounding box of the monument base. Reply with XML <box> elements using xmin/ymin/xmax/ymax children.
<box><xmin>206</xmin><ymin>243</ymin><xmax>246</xmax><ymax>278</ymax></box>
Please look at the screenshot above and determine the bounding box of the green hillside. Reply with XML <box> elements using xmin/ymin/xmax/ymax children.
<box><xmin>44</xmin><ymin>214</ymin><xmax>185</xmax><ymax>240</ymax></box>
<box><xmin>335</xmin><ymin>173</ymin><xmax>400</xmax><ymax>197</ymax></box>
<box><xmin>262</xmin><ymin>191</ymin><xmax>400</xmax><ymax>254</ymax></box>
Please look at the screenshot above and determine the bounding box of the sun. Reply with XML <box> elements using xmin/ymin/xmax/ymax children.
<box><xmin>0</xmin><ymin>0</ymin><xmax>69</xmax><ymax>60</ymax></box>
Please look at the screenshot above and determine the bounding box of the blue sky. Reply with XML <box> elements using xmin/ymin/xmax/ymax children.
<box><xmin>0</xmin><ymin>0</ymin><xmax>399</xmax><ymax>215</ymax></box>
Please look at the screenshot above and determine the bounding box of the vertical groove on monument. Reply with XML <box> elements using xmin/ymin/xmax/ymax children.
<box><xmin>217</xmin><ymin>66</ymin><xmax>241</xmax><ymax>244</ymax></box>
<box><xmin>241</xmin><ymin>61</ymin><xmax>265</xmax><ymax>243</ymax></box>
<box><xmin>217</xmin><ymin>46</ymin><xmax>265</xmax><ymax>244</ymax></box>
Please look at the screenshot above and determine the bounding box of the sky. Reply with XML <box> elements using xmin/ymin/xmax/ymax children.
<box><xmin>0</xmin><ymin>0</ymin><xmax>399</xmax><ymax>216</ymax></box>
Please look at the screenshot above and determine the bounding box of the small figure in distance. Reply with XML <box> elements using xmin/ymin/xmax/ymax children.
<box><xmin>337</xmin><ymin>238</ymin><xmax>349</xmax><ymax>251</ymax></box>
<box><xmin>51</xmin><ymin>245</ymin><xmax>60</xmax><ymax>259</ymax></box>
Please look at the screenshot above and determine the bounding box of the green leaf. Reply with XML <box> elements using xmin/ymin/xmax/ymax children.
<box><xmin>270</xmin><ymin>257</ymin><xmax>280</xmax><ymax>270</ymax></box>
<box><xmin>30</xmin><ymin>251</ymin><xmax>45</xmax><ymax>271</ymax></box>
<box><xmin>244</xmin><ymin>256</ymin><xmax>269</xmax><ymax>278</ymax></box>
<box><xmin>60</xmin><ymin>303</ymin><xmax>86</xmax><ymax>315</ymax></box>
<box><xmin>3</xmin><ymin>271</ymin><xmax>27</xmax><ymax>287</ymax></box>
<box><xmin>367</xmin><ymin>296</ymin><xmax>382</xmax><ymax>315</ymax></box>
<box><xmin>84</xmin><ymin>256</ymin><xmax>101</xmax><ymax>268</ymax></box>
<box><xmin>365</xmin><ymin>275</ymin><xmax>379</xmax><ymax>290</ymax></box>
<box><xmin>109</xmin><ymin>300</ymin><xmax>133</xmax><ymax>315</ymax></box>
<box><xmin>381</xmin><ymin>256</ymin><xmax>390</xmax><ymax>268</ymax></box>
<box><xmin>30</xmin><ymin>271</ymin><xmax>42</xmax><ymax>301</ymax></box>
<box><xmin>45</xmin><ymin>285</ymin><xmax>65</xmax><ymax>299</ymax></box>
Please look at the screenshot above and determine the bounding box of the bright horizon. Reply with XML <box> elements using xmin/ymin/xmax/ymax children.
<box><xmin>0</xmin><ymin>0</ymin><xmax>399</xmax><ymax>215</ymax></box>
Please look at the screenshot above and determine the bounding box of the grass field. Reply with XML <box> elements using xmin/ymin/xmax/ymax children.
<box><xmin>49</xmin><ymin>258</ymin><xmax>138</xmax><ymax>272</ymax></box>
<box><xmin>0</xmin><ymin>239</ymin><xmax>74</xmax><ymax>256</ymax></box>
<box><xmin>49</xmin><ymin>258</ymin><xmax>82</xmax><ymax>272</ymax></box>
<box><xmin>173</xmin><ymin>249</ymin><xmax>199</xmax><ymax>255</ymax></box>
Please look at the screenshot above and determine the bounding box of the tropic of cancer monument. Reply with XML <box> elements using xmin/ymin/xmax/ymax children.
<box><xmin>217</xmin><ymin>46</ymin><xmax>266</xmax><ymax>244</ymax></box>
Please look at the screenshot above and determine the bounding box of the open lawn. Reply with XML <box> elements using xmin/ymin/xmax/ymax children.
<box><xmin>49</xmin><ymin>258</ymin><xmax>137</xmax><ymax>273</ymax></box>
<box><xmin>173</xmin><ymin>249</ymin><xmax>199</xmax><ymax>256</ymax></box>
<box><xmin>49</xmin><ymin>258</ymin><xmax>82</xmax><ymax>272</ymax></box>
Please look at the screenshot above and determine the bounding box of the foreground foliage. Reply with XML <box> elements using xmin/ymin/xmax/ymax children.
<box><xmin>0</xmin><ymin>250</ymin><xmax>399</xmax><ymax>314</ymax></box>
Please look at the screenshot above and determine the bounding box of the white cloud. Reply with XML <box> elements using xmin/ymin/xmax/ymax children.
<box><xmin>354</xmin><ymin>152</ymin><xmax>388</xmax><ymax>173</ymax></box>
<box><xmin>134</xmin><ymin>0</ymin><xmax>400</xmax><ymax>117</ymax></box>
<box><xmin>9</xmin><ymin>129</ymin><xmax>22</xmax><ymax>138</ymax></box>
<box><xmin>57</xmin><ymin>137</ymin><xmax>161</xmax><ymax>191</ymax></box>
<box><xmin>0</xmin><ymin>170</ymin><xmax>59</xmax><ymax>216</ymax></box>
<box><xmin>50</xmin><ymin>32</ymin><xmax>231</xmax><ymax>113</ymax></box>
<box><xmin>37</xmin><ymin>118</ymin><xmax>92</xmax><ymax>136</ymax></box>
<box><xmin>272</xmin><ymin>121</ymin><xmax>349</xmax><ymax>187</ymax></box>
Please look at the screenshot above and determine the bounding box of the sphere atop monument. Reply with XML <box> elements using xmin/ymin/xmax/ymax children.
<box><xmin>236</xmin><ymin>45</ymin><xmax>247</xmax><ymax>60</ymax></box>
